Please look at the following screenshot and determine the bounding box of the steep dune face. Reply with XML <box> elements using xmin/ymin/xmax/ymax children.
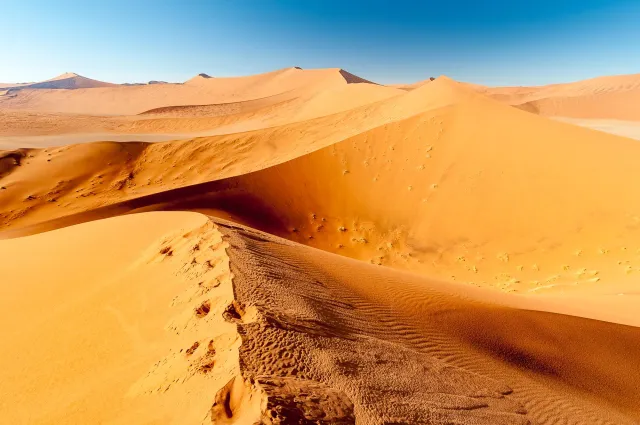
<box><xmin>184</xmin><ymin>67</ymin><xmax>375</xmax><ymax>98</ymax></box>
<box><xmin>135</xmin><ymin>82</ymin><xmax>403</xmax><ymax>134</ymax></box>
<box><xmin>3</xmin><ymin>78</ymin><xmax>640</xmax><ymax>295</ymax></box>
<box><xmin>2</xmin><ymin>212</ymin><xmax>639</xmax><ymax>424</ymax></box>
<box><xmin>0</xmin><ymin>77</ymin><xmax>461</xmax><ymax>233</ymax></box>
<box><xmin>152</xmin><ymin>88</ymin><xmax>640</xmax><ymax>293</ymax></box>
<box><xmin>222</xmin><ymin>221</ymin><xmax>640</xmax><ymax>424</ymax></box>
<box><xmin>0</xmin><ymin>82</ymin><xmax>30</xmax><ymax>89</ymax></box>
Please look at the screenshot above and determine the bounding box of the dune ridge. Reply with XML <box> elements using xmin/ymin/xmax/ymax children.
<box><xmin>220</xmin><ymin>219</ymin><xmax>640</xmax><ymax>424</ymax></box>
<box><xmin>2</xmin><ymin>213</ymin><xmax>639</xmax><ymax>424</ymax></box>
<box><xmin>3</xmin><ymin>77</ymin><xmax>640</xmax><ymax>297</ymax></box>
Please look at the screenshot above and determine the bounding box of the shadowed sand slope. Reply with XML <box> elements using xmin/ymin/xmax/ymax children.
<box><xmin>192</xmin><ymin>86</ymin><xmax>640</xmax><ymax>294</ymax></box>
<box><xmin>1</xmin><ymin>212</ymin><xmax>639</xmax><ymax>424</ymax></box>
<box><xmin>0</xmin><ymin>77</ymin><xmax>464</xmax><ymax>233</ymax></box>
<box><xmin>221</xmin><ymin>221</ymin><xmax>640</xmax><ymax>424</ymax></box>
<box><xmin>3</xmin><ymin>78</ymin><xmax>640</xmax><ymax>297</ymax></box>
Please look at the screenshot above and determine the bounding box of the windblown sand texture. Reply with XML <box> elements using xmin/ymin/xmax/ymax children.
<box><xmin>1</xmin><ymin>67</ymin><xmax>640</xmax><ymax>424</ymax></box>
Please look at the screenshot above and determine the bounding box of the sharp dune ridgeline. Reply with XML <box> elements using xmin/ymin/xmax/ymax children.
<box><xmin>2</xmin><ymin>67</ymin><xmax>640</xmax><ymax>424</ymax></box>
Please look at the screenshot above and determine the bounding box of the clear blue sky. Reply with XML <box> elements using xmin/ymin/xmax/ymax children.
<box><xmin>1</xmin><ymin>0</ymin><xmax>639</xmax><ymax>86</ymax></box>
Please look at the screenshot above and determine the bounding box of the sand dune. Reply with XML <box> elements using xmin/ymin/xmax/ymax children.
<box><xmin>0</xmin><ymin>67</ymin><xmax>379</xmax><ymax>116</ymax></box>
<box><xmin>478</xmin><ymin>73</ymin><xmax>640</xmax><ymax>120</ymax></box>
<box><xmin>2</xmin><ymin>67</ymin><xmax>640</xmax><ymax>424</ymax></box>
<box><xmin>2</xmin><ymin>212</ymin><xmax>639</xmax><ymax>424</ymax></box>
<box><xmin>0</xmin><ymin>72</ymin><xmax>116</xmax><ymax>91</ymax></box>
<box><xmin>0</xmin><ymin>68</ymin><xmax>399</xmax><ymax>149</ymax></box>
<box><xmin>396</xmin><ymin>73</ymin><xmax>640</xmax><ymax>121</ymax></box>
<box><xmin>222</xmin><ymin>220</ymin><xmax>640</xmax><ymax>424</ymax></box>
<box><xmin>4</xmin><ymin>77</ymin><xmax>640</xmax><ymax>295</ymax></box>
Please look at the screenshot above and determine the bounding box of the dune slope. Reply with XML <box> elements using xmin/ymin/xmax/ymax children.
<box><xmin>0</xmin><ymin>212</ymin><xmax>240</xmax><ymax>424</ymax></box>
<box><xmin>221</xmin><ymin>220</ymin><xmax>640</xmax><ymax>424</ymax></box>
<box><xmin>5</xmin><ymin>78</ymin><xmax>640</xmax><ymax>296</ymax></box>
<box><xmin>2</xmin><ymin>212</ymin><xmax>639</xmax><ymax>424</ymax></box>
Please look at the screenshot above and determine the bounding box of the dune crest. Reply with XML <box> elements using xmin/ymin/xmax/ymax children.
<box><xmin>4</xmin><ymin>76</ymin><xmax>640</xmax><ymax>298</ymax></box>
<box><xmin>2</xmin><ymin>213</ymin><xmax>639</xmax><ymax>424</ymax></box>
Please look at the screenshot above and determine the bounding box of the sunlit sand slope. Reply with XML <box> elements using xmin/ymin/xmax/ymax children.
<box><xmin>0</xmin><ymin>212</ymin><xmax>240</xmax><ymax>424</ymax></box>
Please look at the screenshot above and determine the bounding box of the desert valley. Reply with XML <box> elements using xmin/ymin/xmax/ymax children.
<box><xmin>2</xmin><ymin>67</ymin><xmax>640</xmax><ymax>424</ymax></box>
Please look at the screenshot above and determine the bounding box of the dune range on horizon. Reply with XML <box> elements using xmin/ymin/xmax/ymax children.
<box><xmin>2</xmin><ymin>66</ymin><xmax>640</xmax><ymax>425</ymax></box>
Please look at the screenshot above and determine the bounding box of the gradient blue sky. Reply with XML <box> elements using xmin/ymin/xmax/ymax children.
<box><xmin>1</xmin><ymin>0</ymin><xmax>639</xmax><ymax>86</ymax></box>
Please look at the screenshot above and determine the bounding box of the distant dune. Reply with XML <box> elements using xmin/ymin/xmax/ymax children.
<box><xmin>0</xmin><ymin>67</ymin><xmax>382</xmax><ymax>116</ymax></box>
<box><xmin>472</xmin><ymin>73</ymin><xmax>640</xmax><ymax>120</ymax></box>
<box><xmin>0</xmin><ymin>72</ymin><xmax>116</xmax><ymax>90</ymax></box>
<box><xmin>1</xmin><ymin>67</ymin><xmax>640</xmax><ymax>424</ymax></box>
<box><xmin>394</xmin><ymin>73</ymin><xmax>640</xmax><ymax>121</ymax></box>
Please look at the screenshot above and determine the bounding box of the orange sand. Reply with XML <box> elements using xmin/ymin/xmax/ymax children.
<box><xmin>1</xmin><ymin>67</ymin><xmax>640</xmax><ymax>424</ymax></box>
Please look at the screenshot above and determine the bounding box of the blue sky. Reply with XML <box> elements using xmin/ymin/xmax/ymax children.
<box><xmin>1</xmin><ymin>0</ymin><xmax>639</xmax><ymax>86</ymax></box>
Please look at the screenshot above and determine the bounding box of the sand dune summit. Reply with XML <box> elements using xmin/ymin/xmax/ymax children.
<box><xmin>1</xmin><ymin>67</ymin><xmax>640</xmax><ymax>424</ymax></box>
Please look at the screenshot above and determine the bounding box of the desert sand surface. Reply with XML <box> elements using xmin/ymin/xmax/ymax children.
<box><xmin>2</xmin><ymin>67</ymin><xmax>640</xmax><ymax>424</ymax></box>
<box><xmin>0</xmin><ymin>131</ymin><xmax>228</xmax><ymax>150</ymax></box>
<box><xmin>554</xmin><ymin>117</ymin><xmax>640</xmax><ymax>140</ymax></box>
<box><xmin>399</xmin><ymin>73</ymin><xmax>640</xmax><ymax>122</ymax></box>
<box><xmin>472</xmin><ymin>73</ymin><xmax>640</xmax><ymax>121</ymax></box>
<box><xmin>0</xmin><ymin>68</ymin><xmax>402</xmax><ymax>150</ymax></box>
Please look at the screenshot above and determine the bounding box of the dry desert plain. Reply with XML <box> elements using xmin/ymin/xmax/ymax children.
<box><xmin>2</xmin><ymin>68</ymin><xmax>640</xmax><ymax>424</ymax></box>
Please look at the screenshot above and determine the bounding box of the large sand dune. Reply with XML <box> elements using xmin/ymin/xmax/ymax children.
<box><xmin>1</xmin><ymin>67</ymin><xmax>640</xmax><ymax>424</ymax></box>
